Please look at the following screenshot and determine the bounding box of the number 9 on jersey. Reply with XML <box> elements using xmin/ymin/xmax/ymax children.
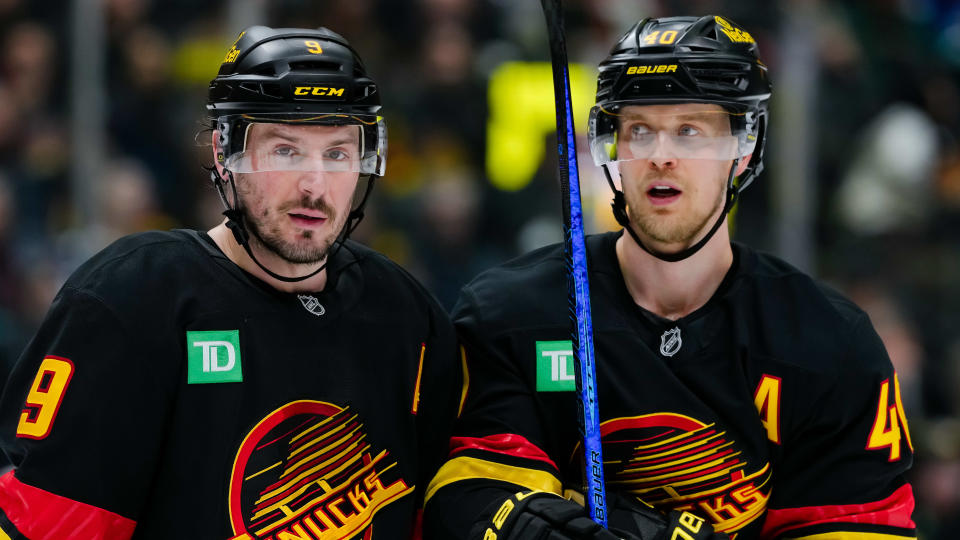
<box><xmin>16</xmin><ymin>356</ymin><xmax>75</xmax><ymax>440</ymax></box>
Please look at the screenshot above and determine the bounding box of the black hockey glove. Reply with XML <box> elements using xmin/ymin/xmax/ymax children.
<box><xmin>606</xmin><ymin>491</ymin><xmax>728</xmax><ymax>540</ymax></box>
<box><xmin>470</xmin><ymin>491</ymin><xmax>620</xmax><ymax>540</ymax></box>
<box><xmin>469</xmin><ymin>491</ymin><xmax>726</xmax><ymax>540</ymax></box>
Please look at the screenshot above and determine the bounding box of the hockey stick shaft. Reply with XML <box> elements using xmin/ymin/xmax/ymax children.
<box><xmin>539</xmin><ymin>0</ymin><xmax>607</xmax><ymax>526</ymax></box>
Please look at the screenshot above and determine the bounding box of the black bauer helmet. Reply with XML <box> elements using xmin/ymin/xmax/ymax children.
<box><xmin>206</xmin><ymin>26</ymin><xmax>385</xmax><ymax>283</ymax></box>
<box><xmin>588</xmin><ymin>15</ymin><xmax>772</xmax><ymax>263</ymax></box>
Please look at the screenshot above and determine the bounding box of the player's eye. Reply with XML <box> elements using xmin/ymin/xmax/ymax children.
<box><xmin>678</xmin><ymin>125</ymin><xmax>701</xmax><ymax>137</ymax></box>
<box><xmin>628</xmin><ymin>123</ymin><xmax>655</xmax><ymax>142</ymax></box>
<box><xmin>323</xmin><ymin>148</ymin><xmax>350</xmax><ymax>161</ymax></box>
<box><xmin>273</xmin><ymin>145</ymin><xmax>300</xmax><ymax>159</ymax></box>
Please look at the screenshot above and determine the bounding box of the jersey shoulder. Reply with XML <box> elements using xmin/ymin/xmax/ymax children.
<box><xmin>739</xmin><ymin>245</ymin><xmax>887</xmax><ymax>377</ymax></box>
<box><xmin>342</xmin><ymin>239</ymin><xmax>448</xmax><ymax>317</ymax></box>
<box><xmin>746</xmin><ymin>246</ymin><xmax>865</xmax><ymax>324</ymax></box>
<box><xmin>453</xmin><ymin>240</ymin><xmax>568</xmax><ymax>336</ymax></box>
<box><xmin>60</xmin><ymin>230</ymin><xmax>219</xmax><ymax>314</ymax></box>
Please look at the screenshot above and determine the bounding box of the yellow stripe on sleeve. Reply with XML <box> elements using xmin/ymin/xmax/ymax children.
<box><xmin>0</xmin><ymin>525</ymin><xmax>11</xmax><ymax>540</ymax></box>
<box><xmin>425</xmin><ymin>455</ymin><xmax>562</xmax><ymax>504</ymax></box>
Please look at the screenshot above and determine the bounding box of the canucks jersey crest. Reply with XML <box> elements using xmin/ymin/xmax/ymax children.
<box><xmin>599</xmin><ymin>413</ymin><xmax>772</xmax><ymax>537</ymax></box>
<box><xmin>228</xmin><ymin>400</ymin><xmax>412</xmax><ymax>540</ymax></box>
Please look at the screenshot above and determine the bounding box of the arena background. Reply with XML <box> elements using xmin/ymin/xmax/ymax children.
<box><xmin>0</xmin><ymin>0</ymin><xmax>957</xmax><ymax>536</ymax></box>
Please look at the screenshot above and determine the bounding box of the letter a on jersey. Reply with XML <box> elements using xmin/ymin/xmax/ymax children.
<box><xmin>187</xmin><ymin>330</ymin><xmax>243</xmax><ymax>384</ymax></box>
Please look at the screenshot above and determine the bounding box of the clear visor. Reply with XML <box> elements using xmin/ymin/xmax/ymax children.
<box><xmin>218</xmin><ymin>113</ymin><xmax>387</xmax><ymax>176</ymax></box>
<box><xmin>588</xmin><ymin>106</ymin><xmax>757</xmax><ymax>165</ymax></box>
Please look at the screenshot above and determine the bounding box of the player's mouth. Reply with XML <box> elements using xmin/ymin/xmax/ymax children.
<box><xmin>288</xmin><ymin>211</ymin><xmax>328</xmax><ymax>228</ymax></box>
<box><xmin>646</xmin><ymin>183</ymin><xmax>682</xmax><ymax>206</ymax></box>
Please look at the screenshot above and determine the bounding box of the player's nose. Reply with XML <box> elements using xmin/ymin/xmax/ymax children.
<box><xmin>297</xmin><ymin>169</ymin><xmax>330</xmax><ymax>196</ymax></box>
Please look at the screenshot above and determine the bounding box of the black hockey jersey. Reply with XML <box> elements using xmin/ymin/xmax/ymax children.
<box><xmin>0</xmin><ymin>230</ymin><xmax>460</xmax><ymax>540</ymax></box>
<box><xmin>424</xmin><ymin>231</ymin><xmax>916</xmax><ymax>539</ymax></box>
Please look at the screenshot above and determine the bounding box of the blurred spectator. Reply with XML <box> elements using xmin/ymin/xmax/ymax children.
<box><xmin>835</xmin><ymin>103</ymin><xmax>939</xmax><ymax>236</ymax></box>
<box><xmin>2</xmin><ymin>21</ymin><xmax>54</xmax><ymax>115</ymax></box>
<box><xmin>54</xmin><ymin>158</ymin><xmax>171</xmax><ymax>276</ymax></box>
<box><xmin>0</xmin><ymin>174</ymin><xmax>25</xmax><ymax>378</ymax></box>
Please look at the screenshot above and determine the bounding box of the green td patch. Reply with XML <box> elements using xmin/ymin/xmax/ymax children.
<box><xmin>536</xmin><ymin>340</ymin><xmax>576</xmax><ymax>392</ymax></box>
<box><xmin>187</xmin><ymin>330</ymin><xmax>242</xmax><ymax>384</ymax></box>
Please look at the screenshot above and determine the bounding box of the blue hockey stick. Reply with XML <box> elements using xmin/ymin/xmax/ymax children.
<box><xmin>539</xmin><ymin>0</ymin><xmax>607</xmax><ymax>527</ymax></box>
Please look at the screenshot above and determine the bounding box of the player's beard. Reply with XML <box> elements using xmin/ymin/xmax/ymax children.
<box><xmin>627</xmin><ymin>172</ymin><xmax>726</xmax><ymax>246</ymax></box>
<box><xmin>236</xmin><ymin>178</ymin><xmax>348</xmax><ymax>265</ymax></box>
<box><xmin>243</xmin><ymin>197</ymin><xmax>345</xmax><ymax>264</ymax></box>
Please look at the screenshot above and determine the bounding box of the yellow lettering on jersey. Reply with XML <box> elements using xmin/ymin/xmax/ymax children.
<box><xmin>893</xmin><ymin>374</ymin><xmax>914</xmax><ymax>452</ymax></box>
<box><xmin>699</xmin><ymin>496</ymin><xmax>741</xmax><ymax>522</ymax></box>
<box><xmin>17</xmin><ymin>356</ymin><xmax>74</xmax><ymax>439</ymax></box>
<box><xmin>867</xmin><ymin>378</ymin><xmax>910</xmax><ymax>461</ymax></box>
<box><xmin>753</xmin><ymin>374</ymin><xmax>781</xmax><ymax>444</ymax></box>
<box><xmin>276</xmin><ymin>524</ymin><xmax>312</xmax><ymax>540</ymax></box>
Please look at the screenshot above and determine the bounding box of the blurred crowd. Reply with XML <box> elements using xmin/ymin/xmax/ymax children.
<box><xmin>0</xmin><ymin>0</ymin><xmax>957</xmax><ymax>537</ymax></box>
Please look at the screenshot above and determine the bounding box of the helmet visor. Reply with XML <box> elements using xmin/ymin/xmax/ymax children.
<box><xmin>217</xmin><ymin>113</ymin><xmax>387</xmax><ymax>176</ymax></box>
<box><xmin>588</xmin><ymin>105</ymin><xmax>757</xmax><ymax>165</ymax></box>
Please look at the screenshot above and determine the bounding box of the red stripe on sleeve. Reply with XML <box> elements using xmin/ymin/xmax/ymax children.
<box><xmin>760</xmin><ymin>483</ymin><xmax>916</xmax><ymax>538</ymax></box>
<box><xmin>0</xmin><ymin>470</ymin><xmax>137</xmax><ymax>540</ymax></box>
<box><xmin>449</xmin><ymin>434</ymin><xmax>559</xmax><ymax>470</ymax></box>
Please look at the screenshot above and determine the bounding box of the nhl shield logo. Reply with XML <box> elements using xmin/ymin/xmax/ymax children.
<box><xmin>659</xmin><ymin>327</ymin><xmax>682</xmax><ymax>357</ymax></box>
<box><xmin>298</xmin><ymin>294</ymin><xmax>325</xmax><ymax>316</ymax></box>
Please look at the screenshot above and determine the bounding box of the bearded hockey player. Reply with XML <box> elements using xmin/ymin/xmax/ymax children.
<box><xmin>0</xmin><ymin>26</ymin><xmax>459</xmax><ymax>539</ymax></box>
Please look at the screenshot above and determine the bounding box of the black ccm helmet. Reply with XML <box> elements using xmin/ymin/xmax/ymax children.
<box><xmin>206</xmin><ymin>26</ymin><xmax>386</xmax><ymax>282</ymax></box>
<box><xmin>208</xmin><ymin>25</ymin><xmax>386</xmax><ymax>177</ymax></box>
<box><xmin>588</xmin><ymin>15</ymin><xmax>772</xmax><ymax>262</ymax></box>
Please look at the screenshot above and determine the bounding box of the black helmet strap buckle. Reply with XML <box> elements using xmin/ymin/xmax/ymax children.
<box><xmin>209</xmin><ymin>166</ymin><xmax>374</xmax><ymax>284</ymax></box>
<box><xmin>604</xmin><ymin>160</ymin><xmax>740</xmax><ymax>263</ymax></box>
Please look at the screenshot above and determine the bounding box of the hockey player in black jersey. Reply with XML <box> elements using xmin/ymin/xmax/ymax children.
<box><xmin>0</xmin><ymin>26</ymin><xmax>460</xmax><ymax>539</ymax></box>
<box><xmin>424</xmin><ymin>15</ymin><xmax>916</xmax><ymax>540</ymax></box>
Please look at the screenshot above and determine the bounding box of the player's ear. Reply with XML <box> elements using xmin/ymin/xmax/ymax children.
<box><xmin>735</xmin><ymin>153</ymin><xmax>753</xmax><ymax>176</ymax></box>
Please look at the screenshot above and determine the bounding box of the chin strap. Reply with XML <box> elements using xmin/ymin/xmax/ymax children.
<box><xmin>210</xmin><ymin>168</ymin><xmax>375</xmax><ymax>283</ymax></box>
<box><xmin>604</xmin><ymin>161</ymin><xmax>740</xmax><ymax>263</ymax></box>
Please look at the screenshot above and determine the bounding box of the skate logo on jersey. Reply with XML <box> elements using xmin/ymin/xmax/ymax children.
<box><xmin>298</xmin><ymin>294</ymin><xmax>326</xmax><ymax>316</ymax></box>
<box><xmin>228</xmin><ymin>400</ymin><xmax>413</xmax><ymax>540</ymax></box>
<box><xmin>659</xmin><ymin>327</ymin><xmax>682</xmax><ymax>357</ymax></box>
<box><xmin>599</xmin><ymin>413</ymin><xmax>772</xmax><ymax>537</ymax></box>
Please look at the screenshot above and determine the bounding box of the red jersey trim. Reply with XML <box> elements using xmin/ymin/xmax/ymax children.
<box><xmin>449</xmin><ymin>434</ymin><xmax>558</xmax><ymax>469</ymax></box>
<box><xmin>0</xmin><ymin>470</ymin><xmax>136</xmax><ymax>540</ymax></box>
<box><xmin>760</xmin><ymin>484</ymin><xmax>915</xmax><ymax>538</ymax></box>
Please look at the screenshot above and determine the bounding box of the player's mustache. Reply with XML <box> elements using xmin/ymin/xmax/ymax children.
<box><xmin>643</xmin><ymin>171</ymin><xmax>683</xmax><ymax>185</ymax></box>
<box><xmin>278</xmin><ymin>196</ymin><xmax>336</xmax><ymax>218</ymax></box>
